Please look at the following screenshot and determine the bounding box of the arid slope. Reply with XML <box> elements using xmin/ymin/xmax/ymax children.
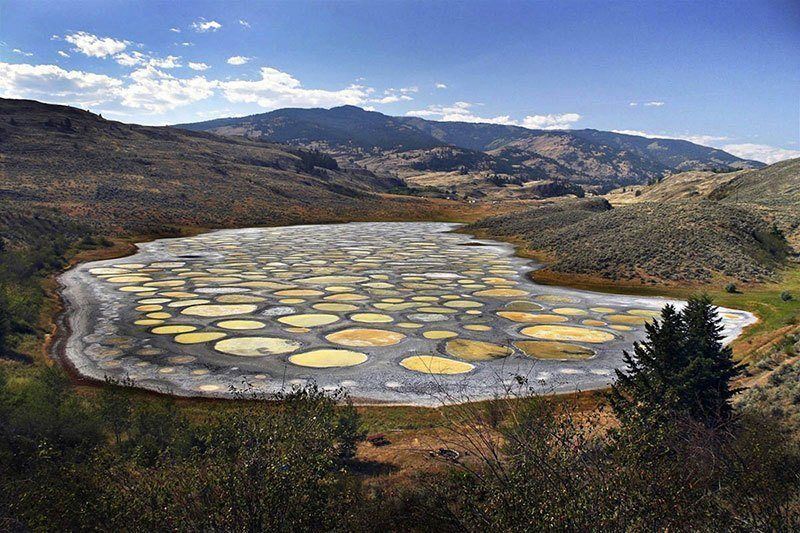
<box><xmin>0</xmin><ymin>98</ymin><xmax>467</xmax><ymax>238</ymax></box>
<box><xmin>469</xmin><ymin>197</ymin><xmax>791</xmax><ymax>284</ymax></box>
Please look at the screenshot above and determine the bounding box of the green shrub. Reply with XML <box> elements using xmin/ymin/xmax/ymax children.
<box><xmin>0</xmin><ymin>290</ymin><xmax>10</xmax><ymax>356</ymax></box>
<box><xmin>725</xmin><ymin>282</ymin><xmax>738</xmax><ymax>294</ymax></box>
<box><xmin>781</xmin><ymin>291</ymin><xmax>794</xmax><ymax>302</ymax></box>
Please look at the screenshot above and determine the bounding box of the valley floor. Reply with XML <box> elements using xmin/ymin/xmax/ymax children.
<box><xmin>0</xmin><ymin>170</ymin><xmax>794</xmax><ymax>497</ymax></box>
<box><xmin>13</xmin><ymin>203</ymin><xmax>792</xmax><ymax>491</ymax></box>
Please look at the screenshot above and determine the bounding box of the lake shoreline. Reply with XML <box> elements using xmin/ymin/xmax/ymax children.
<box><xmin>54</xmin><ymin>222</ymin><xmax>756</xmax><ymax>406</ymax></box>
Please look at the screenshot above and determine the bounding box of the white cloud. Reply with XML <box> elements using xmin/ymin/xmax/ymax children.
<box><xmin>239</xmin><ymin>19</ymin><xmax>250</xmax><ymax>28</ymax></box>
<box><xmin>114</xmin><ymin>51</ymin><xmax>181</xmax><ymax>69</ymax></box>
<box><xmin>64</xmin><ymin>31</ymin><xmax>129</xmax><ymax>58</ymax></box>
<box><xmin>169</xmin><ymin>27</ymin><xmax>181</xmax><ymax>33</ymax></box>
<box><xmin>372</xmin><ymin>86</ymin><xmax>417</xmax><ymax>104</ymax></box>
<box><xmin>188</xmin><ymin>62</ymin><xmax>210</xmax><ymax>71</ymax></box>
<box><xmin>612</xmin><ymin>129</ymin><xmax>730</xmax><ymax>146</ymax></box>
<box><xmin>435</xmin><ymin>82</ymin><xmax>447</xmax><ymax>89</ymax></box>
<box><xmin>114</xmin><ymin>51</ymin><xmax>146</xmax><ymax>67</ymax></box>
<box><xmin>0</xmin><ymin>62</ymin><xmax>122</xmax><ymax>106</ymax></box>
<box><xmin>148</xmin><ymin>55</ymin><xmax>181</xmax><ymax>69</ymax></box>
<box><xmin>522</xmin><ymin>113</ymin><xmax>581</xmax><ymax>130</ymax></box>
<box><xmin>220</xmin><ymin>66</ymin><xmax>373</xmax><ymax>109</ymax></box>
<box><xmin>406</xmin><ymin>101</ymin><xmax>511</xmax><ymax>124</ymax></box>
<box><xmin>379</xmin><ymin>95</ymin><xmax>411</xmax><ymax>104</ymax></box>
<box><xmin>117</xmin><ymin>65</ymin><xmax>215</xmax><ymax>112</ymax></box>
<box><xmin>227</xmin><ymin>55</ymin><xmax>251</xmax><ymax>65</ymax></box>
<box><xmin>373</xmin><ymin>94</ymin><xmax>412</xmax><ymax>104</ymax></box>
<box><xmin>195</xmin><ymin>108</ymin><xmax>237</xmax><ymax>118</ymax></box>
<box><xmin>681</xmin><ymin>134</ymin><xmax>731</xmax><ymax>145</ymax></box>
<box><xmin>191</xmin><ymin>19</ymin><xmax>222</xmax><ymax>32</ymax></box>
<box><xmin>12</xmin><ymin>48</ymin><xmax>33</xmax><ymax>57</ymax></box>
<box><xmin>721</xmin><ymin>143</ymin><xmax>800</xmax><ymax>164</ymax></box>
<box><xmin>0</xmin><ymin>60</ymin><xmax>216</xmax><ymax>114</ymax></box>
<box><xmin>407</xmin><ymin>101</ymin><xmax>581</xmax><ymax>129</ymax></box>
<box><xmin>629</xmin><ymin>101</ymin><xmax>665</xmax><ymax>107</ymax></box>
<box><xmin>612</xmin><ymin>129</ymin><xmax>660</xmax><ymax>137</ymax></box>
<box><xmin>179</xmin><ymin>42</ymin><xmax>194</xmax><ymax>47</ymax></box>
<box><xmin>57</xmin><ymin>50</ymin><xmax>70</xmax><ymax>58</ymax></box>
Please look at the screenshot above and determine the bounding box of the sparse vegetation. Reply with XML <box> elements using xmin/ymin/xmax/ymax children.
<box><xmin>0</xmin><ymin>99</ymin><xmax>467</xmax><ymax>237</ymax></box>
<box><xmin>372</xmin><ymin>300</ymin><xmax>800</xmax><ymax>530</ymax></box>
<box><xmin>469</xmin><ymin>198</ymin><xmax>790</xmax><ymax>284</ymax></box>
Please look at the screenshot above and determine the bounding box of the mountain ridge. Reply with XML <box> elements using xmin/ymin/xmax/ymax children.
<box><xmin>177</xmin><ymin>105</ymin><xmax>764</xmax><ymax>194</ymax></box>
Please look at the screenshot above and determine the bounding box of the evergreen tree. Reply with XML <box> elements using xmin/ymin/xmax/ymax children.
<box><xmin>679</xmin><ymin>295</ymin><xmax>743</xmax><ymax>427</ymax></box>
<box><xmin>611</xmin><ymin>296</ymin><xmax>742</xmax><ymax>429</ymax></box>
<box><xmin>610</xmin><ymin>304</ymin><xmax>687</xmax><ymax>425</ymax></box>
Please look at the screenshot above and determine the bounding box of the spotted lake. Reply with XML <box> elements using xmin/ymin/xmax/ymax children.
<box><xmin>58</xmin><ymin>222</ymin><xmax>756</xmax><ymax>405</ymax></box>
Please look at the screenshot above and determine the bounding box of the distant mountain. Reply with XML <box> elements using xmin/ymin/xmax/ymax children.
<box><xmin>180</xmin><ymin>105</ymin><xmax>444</xmax><ymax>152</ymax></box>
<box><xmin>178</xmin><ymin>106</ymin><xmax>764</xmax><ymax>193</ymax></box>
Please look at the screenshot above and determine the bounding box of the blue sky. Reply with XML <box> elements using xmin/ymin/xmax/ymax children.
<box><xmin>1</xmin><ymin>0</ymin><xmax>798</xmax><ymax>162</ymax></box>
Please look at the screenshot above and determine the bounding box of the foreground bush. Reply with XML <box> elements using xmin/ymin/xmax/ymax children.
<box><xmin>0</xmin><ymin>373</ymin><xmax>366</xmax><ymax>531</ymax></box>
<box><xmin>375</xmin><ymin>400</ymin><xmax>800</xmax><ymax>532</ymax></box>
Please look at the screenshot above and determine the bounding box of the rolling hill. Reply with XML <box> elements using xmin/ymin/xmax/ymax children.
<box><xmin>469</xmin><ymin>158</ymin><xmax>799</xmax><ymax>285</ymax></box>
<box><xmin>605</xmin><ymin>159</ymin><xmax>800</xmax><ymax>246</ymax></box>
<box><xmin>469</xmin><ymin>197</ymin><xmax>790</xmax><ymax>285</ymax></box>
<box><xmin>178</xmin><ymin>105</ymin><xmax>763</xmax><ymax>194</ymax></box>
<box><xmin>0</xmin><ymin>98</ymin><xmax>468</xmax><ymax>243</ymax></box>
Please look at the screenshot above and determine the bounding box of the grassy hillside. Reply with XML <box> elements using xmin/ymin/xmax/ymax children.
<box><xmin>605</xmin><ymin>159</ymin><xmax>800</xmax><ymax>246</ymax></box>
<box><xmin>0</xmin><ymin>98</ymin><xmax>467</xmax><ymax>236</ymax></box>
<box><xmin>469</xmin><ymin>198</ymin><xmax>790</xmax><ymax>284</ymax></box>
<box><xmin>605</xmin><ymin>170</ymin><xmax>741</xmax><ymax>205</ymax></box>
<box><xmin>711</xmin><ymin>158</ymin><xmax>800</xmax><ymax>245</ymax></box>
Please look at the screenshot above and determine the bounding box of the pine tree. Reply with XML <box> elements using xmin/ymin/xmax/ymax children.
<box><xmin>611</xmin><ymin>296</ymin><xmax>743</xmax><ymax>430</ymax></box>
<box><xmin>610</xmin><ymin>304</ymin><xmax>687</xmax><ymax>425</ymax></box>
<box><xmin>679</xmin><ymin>294</ymin><xmax>743</xmax><ymax>427</ymax></box>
